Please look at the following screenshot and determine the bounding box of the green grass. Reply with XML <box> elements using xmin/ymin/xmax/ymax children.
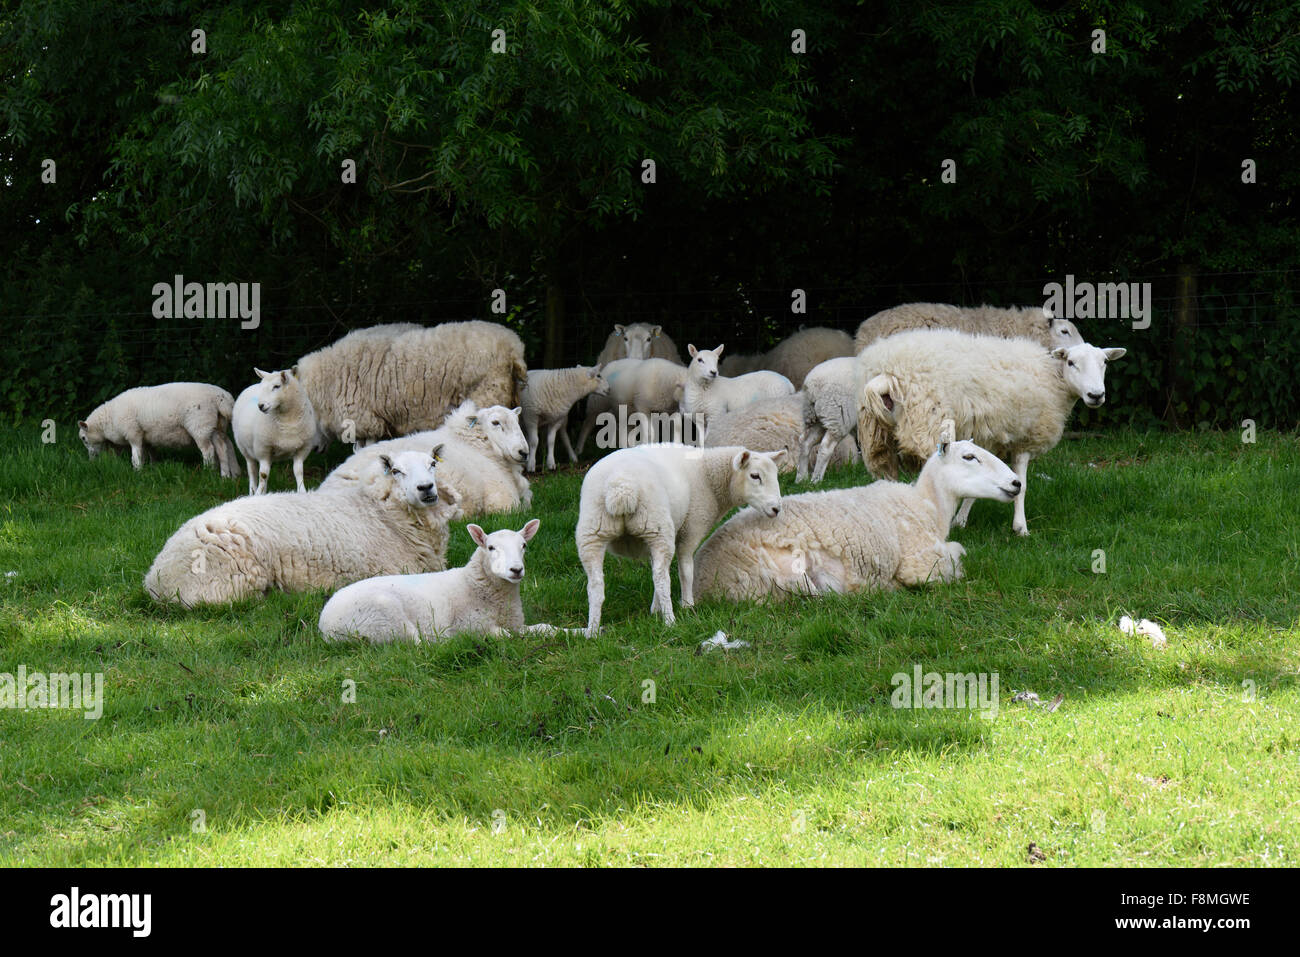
<box><xmin>1</xmin><ymin>426</ymin><xmax>1298</xmax><ymax>866</ymax></box>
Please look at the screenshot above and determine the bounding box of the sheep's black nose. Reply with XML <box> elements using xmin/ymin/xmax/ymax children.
<box><xmin>510</xmin><ymin>566</ymin><xmax>523</xmax><ymax>576</ymax></box>
<box><xmin>1011</xmin><ymin>479</ymin><xmax>1022</xmax><ymax>489</ymax></box>
<box><xmin>1088</xmin><ymin>391</ymin><xmax>1104</xmax><ymax>403</ymax></box>
<box><xmin>417</xmin><ymin>483</ymin><xmax>433</xmax><ymax>492</ymax></box>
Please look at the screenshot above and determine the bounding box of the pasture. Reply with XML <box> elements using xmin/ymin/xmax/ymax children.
<box><xmin>0</xmin><ymin>426</ymin><xmax>1297</xmax><ymax>866</ymax></box>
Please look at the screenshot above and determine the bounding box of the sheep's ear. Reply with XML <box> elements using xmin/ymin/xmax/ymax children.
<box><xmin>1050</xmin><ymin>347</ymin><xmax>1070</xmax><ymax>361</ymax></box>
<box><xmin>466</xmin><ymin>415</ymin><xmax>478</xmax><ymax>428</ymax></box>
<box><xmin>938</xmin><ymin>418</ymin><xmax>956</xmax><ymax>444</ymax></box>
<box><xmin>510</xmin><ymin>406</ymin><xmax>522</xmax><ymax>417</ymax></box>
<box><xmin>714</xmin><ymin>343</ymin><xmax>725</xmax><ymax>356</ymax></box>
<box><xmin>1103</xmin><ymin>347</ymin><xmax>1127</xmax><ymax>361</ymax></box>
<box><xmin>467</xmin><ymin>524</ymin><xmax>488</xmax><ymax>548</ymax></box>
<box><xmin>767</xmin><ymin>449</ymin><xmax>787</xmax><ymax>463</ymax></box>
<box><xmin>431</xmin><ymin>443</ymin><xmax>445</xmax><ymax>464</ymax></box>
<box><xmin>592</xmin><ymin>363</ymin><xmax>605</xmax><ymax>375</ymax></box>
<box><xmin>732</xmin><ymin>449</ymin><xmax>751</xmax><ymax>471</ymax></box>
<box><xmin>651</xmin><ymin>325</ymin><xmax>662</xmax><ymax>338</ymax></box>
<box><xmin>380</xmin><ymin>454</ymin><xmax>394</xmax><ymax>474</ymax></box>
<box><xmin>254</xmin><ymin>367</ymin><xmax>270</xmax><ymax>380</ymax></box>
<box><xmin>937</xmin><ymin>440</ymin><xmax>950</xmax><ymax>457</ymax></box>
<box><xmin>290</xmin><ymin>364</ymin><xmax>299</xmax><ymax>378</ymax></box>
<box><xmin>1042</xmin><ymin>305</ymin><xmax>1054</xmax><ymax>321</ymax></box>
<box><xmin>520</xmin><ymin>518</ymin><xmax>541</xmax><ymax>542</ymax></box>
<box><xmin>280</xmin><ymin>370</ymin><xmax>290</xmax><ymax>384</ymax></box>
<box><xmin>688</xmin><ymin>344</ymin><xmax>698</xmax><ymax>358</ymax></box>
<box><xmin>77</xmin><ymin>419</ymin><xmax>88</xmax><ymax>430</ymax></box>
<box><xmin>614</xmin><ymin>324</ymin><xmax>626</xmax><ymax>336</ymax></box>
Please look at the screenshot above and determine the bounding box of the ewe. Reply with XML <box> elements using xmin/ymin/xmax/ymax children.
<box><xmin>233</xmin><ymin>367</ymin><xmax>325</xmax><ymax>494</ymax></box>
<box><xmin>854</xmin><ymin>303</ymin><xmax>1083</xmax><ymax>353</ymax></box>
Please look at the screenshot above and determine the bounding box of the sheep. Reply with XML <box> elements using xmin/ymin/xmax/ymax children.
<box><xmin>232</xmin><ymin>367</ymin><xmax>325</xmax><ymax>494</ymax></box>
<box><xmin>704</xmin><ymin>393</ymin><xmax>856</xmax><ymax>474</ymax></box>
<box><xmin>144</xmin><ymin>448</ymin><xmax>461</xmax><ymax>607</ymax></box>
<box><xmin>521</xmin><ymin>365</ymin><xmax>608</xmax><ymax>471</ymax></box>
<box><xmin>855</xmin><ymin>328</ymin><xmax>1126</xmax><ymax>535</ymax></box>
<box><xmin>320</xmin><ymin>402</ymin><xmax>530</xmax><ymax>516</ymax></box>
<box><xmin>575</xmin><ymin>443</ymin><xmax>785</xmax><ymax>634</ymax></box>
<box><xmin>595</xmin><ymin>323</ymin><xmax>683</xmax><ymax>365</ymax></box>
<box><xmin>797</xmin><ymin>356</ymin><xmax>861</xmax><ymax>483</ymax></box>
<box><xmin>695</xmin><ymin>438</ymin><xmax>1022</xmax><ymax>601</ymax></box>
<box><xmin>319</xmin><ymin>519</ymin><xmax>569</xmax><ymax>643</ymax></box>
<box><xmin>854</xmin><ymin>303</ymin><xmax>1084</xmax><ymax>353</ymax></box>
<box><xmin>295</xmin><ymin>320</ymin><xmax>527</xmax><ymax>446</ymax></box>
<box><xmin>575</xmin><ymin>357</ymin><xmax>690</xmax><ymax>454</ymax></box>
<box><xmin>680</xmin><ymin>344</ymin><xmax>795</xmax><ymax>424</ymax></box>
<box><xmin>719</xmin><ymin>327</ymin><xmax>855</xmax><ymax>386</ymax></box>
<box><xmin>78</xmin><ymin>382</ymin><xmax>240</xmax><ymax>478</ymax></box>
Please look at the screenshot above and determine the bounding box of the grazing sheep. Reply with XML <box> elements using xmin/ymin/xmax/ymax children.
<box><xmin>144</xmin><ymin>449</ymin><xmax>460</xmax><ymax>607</ymax></box>
<box><xmin>854</xmin><ymin>303</ymin><xmax>1083</xmax><ymax>353</ymax></box>
<box><xmin>78</xmin><ymin>383</ymin><xmax>240</xmax><ymax>478</ymax></box>
<box><xmin>321</xmin><ymin>402</ymin><xmax>530</xmax><ymax>516</ymax></box>
<box><xmin>855</xmin><ymin>328</ymin><xmax>1125</xmax><ymax>535</ymax></box>
<box><xmin>720</xmin><ymin>327</ymin><xmax>855</xmax><ymax>386</ymax></box>
<box><xmin>575</xmin><ymin>443</ymin><xmax>785</xmax><ymax>634</ymax></box>
<box><xmin>595</xmin><ymin>323</ymin><xmax>683</xmax><ymax>365</ymax></box>
<box><xmin>521</xmin><ymin>365</ymin><xmax>608</xmax><ymax>471</ymax></box>
<box><xmin>233</xmin><ymin>367</ymin><xmax>325</xmax><ymax>494</ymax></box>
<box><xmin>797</xmin><ymin>356</ymin><xmax>860</xmax><ymax>483</ymax></box>
<box><xmin>695</xmin><ymin>439</ymin><xmax>1021</xmax><ymax>601</ymax></box>
<box><xmin>681</xmin><ymin>344</ymin><xmax>795</xmax><ymax>424</ymax></box>
<box><xmin>295</xmin><ymin>320</ymin><xmax>527</xmax><ymax>445</ymax></box>
<box><xmin>320</xmin><ymin>519</ymin><xmax>568</xmax><ymax>643</ymax></box>
<box><xmin>575</xmin><ymin>357</ymin><xmax>690</xmax><ymax>453</ymax></box>
<box><xmin>704</xmin><ymin>393</ymin><xmax>856</xmax><ymax>474</ymax></box>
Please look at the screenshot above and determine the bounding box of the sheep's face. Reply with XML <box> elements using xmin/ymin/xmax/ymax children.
<box><xmin>1053</xmin><ymin>344</ymin><xmax>1126</xmax><ymax>408</ymax></box>
<box><xmin>1043</xmin><ymin>309</ymin><xmax>1085</xmax><ymax>348</ymax></box>
<box><xmin>380</xmin><ymin>449</ymin><xmax>440</xmax><ymax>506</ymax></box>
<box><xmin>587</xmin><ymin>365</ymin><xmax>610</xmax><ymax>397</ymax></box>
<box><xmin>617</xmin><ymin>323</ymin><xmax>659</xmax><ymax>359</ymax></box>
<box><xmin>252</xmin><ymin>367</ymin><xmax>298</xmax><ymax>414</ymax></box>
<box><xmin>937</xmin><ymin>439</ymin><xmax>1021</xmax><ymax>502</ymax></box>
<box><xmin>77</xmin><ymin>419</ymin><xmax>103</xmax><ymax>458</ymax></box>
<box><xmin>731</xmin><ymin>449</ymin><xmax>785</xmax><ymax>518</ymax></box>
<box><xmin>687</xmin><ymin>344</ymin><xmax>724</xmax><ymax>381</ymax></box>
<box><xmin>470</xmin><ymin>405</ymin><xmax>529</xmax><ymax>465</ymax></box>
<box><xmin>468</xmin><ymin>518</ymin><xmax>540</xmax><ymax>584</ymax></box>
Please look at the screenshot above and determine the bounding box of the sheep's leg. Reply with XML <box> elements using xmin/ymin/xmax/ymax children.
<box><xmin>292</xmin><ymin>455</ymin><xmax>307</xmax><ymax>493</ymax></box>
<box><xmin>811</xmin><ymin>428</ymin><xmax>840</xmax><ymax>483</ymax></box>
<box><xmin>1010</xmin><ymin>453</ymin><xmax>1032</xmax><ymax>536</ymax></box>
<box><xmin>579</xmin><ymin>542</ymin><xmax>606</xmax><ymax>637</ymax></box>
<box><xmin>525</xmin><ymin>419</ymin><xmax>540</xmax><ymax>472</ymax></box>
<box><xmin>193</xmin><ymin>431</ymin><xmax>217</xmax><ymax>471</ymax></box>
<box><xmin>128</xmin><ymin>437</ymin><xmax>145</xmax><ymax>470</ymax></box>
<box><xmin>953</xmin><ymin>498</ymin><xmax>975</xmax><ymax>528</ymax></box>
<box><xmin>677</xmin><ymin>552</ymin><xmax>695</xmax><ymax>608</ymax></box>
<box><xmin>647</xmin><ymin>537</ymin><xmax>676</xmax><ymax>625</ymax></box>
<box><xmin>256</xmin><ymin>460</ymin><xmax>271</xmax><ymax>495</ymax></box>
<box><xmin>545</xmin><ymin>421</ymin><xmax>560</xmax><ymax>471</ymax></box>
<box><xmin>244</xmin><ymin>456</ymin><xmax>256</xmax><ymax>496</ymax></box>
<box><xmin>796</xmin><ymin>424</ymin><xmax>821</xmax><ymax>482</ymax></box>
<box><xmin>559</xmin><ymin>418</ymin><xmax>579</xmax><ymax>463</ymax></box>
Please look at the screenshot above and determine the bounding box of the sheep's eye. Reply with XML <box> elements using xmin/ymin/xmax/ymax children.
<box><xmin>750</xmin><ymin>472</ymin><xmax>760</xmax><ymax>480</ymax></box>
<box><xmin>962</xmin><ymin>453</ymin><xmax>976</xmax><ymax>461</ymax></box>
<box><xmin>488</xmin><ymin>545</ymin><xmax>495</xmax><ymax>551</ymax></box>
<box><xmin>392</xmin><ymin>469</ymin><xmax>403</xmax><ymax>476</ymax></box>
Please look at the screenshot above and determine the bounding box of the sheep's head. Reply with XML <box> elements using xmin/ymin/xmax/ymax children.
<box><xmin>252</xmin><ymin>366</ymin><xmax>300</xmax><ymax>414</ymax></box>
<box><xmin>468</xmin><ymin>518</ymin><xmax>540</xmax><ymax>584</ymax></box>
<box><xmin>587</xmin><ymin>364</ymin><xmax>611</xmax><ymax>397</ymax></box>
<box><xmin>687</xmin><ymin>343</ymin><xmax>724</xmax><ymax>381</ymax></box>
<box><xmin>1042</xmin><ymin>306</ymin><xmax>1085</xmax><ymax>348</ymax></box>
<box><xmin>616</xmin><ymin>323</ymin><xmax>661</xmax><ymax>359</ymax></box>
<box><xmin>729</xmin><ymin>448</ymin><xmax>784</xmax><ymax>518</ymax></box>
<box><xmin>77</xmin><ymin>419</ymin><xmax>102</xmax><ymax>458</ymax></box>
<box><xmin>468</xmin><ymin>405</ymin><xmax>529</xmax><ymax>465</ymax></box>
<box><xmin>1052</xmin><ymin>344</ymin><xmax>1126</xmax><ymax>408</ymax></box>
<box><xmin>932</xmin><ymin>439</ymin><xmax>1021</xmax><ymax>503</ymax></box>
<box><xmin>379</xmin><ymin>448</ymin><xmax>441</xmax><ymax>506</ymax></box>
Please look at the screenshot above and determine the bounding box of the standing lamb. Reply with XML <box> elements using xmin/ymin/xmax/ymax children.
<box><xmin>521</xmin><ymin>365</ymin><xmax>609</xmax><ymax>471</ymax></box>
<box><xmin>78</xmin><ymin>383</ymin><xmax>240</xmax><ymax>478</ymax></box>
<box><xmin>575</xmin><ymin>443</ymin><xmax>785</xmax><ymax>634</ymax></box>
<box><xmin>575</xmin><ymin>357</ymin><xmax>690</xmax><ymax>454</ymax></box>
<box><xmin>144</xmin><ymin>448</ymin><xmax>460</xmax><ymax>607</ymax></box>
<box><xmin>704</xmin><ymin>393</ymin><xmax>856</xmax><ymax>475</ymax></box>
<box><xmin>856</xmin><ymin>328</ymin><xmax>1125</xmax><ymax>535</ymax></box>
<box><xmin>695</xmin><ymin>439</ymin><xmax>1021</xmax><ymax>601</ymax></box>
<box><xmin>797</xmin><ymin>356</ymin><xmax>861</xmax><ymax>483</ymax></box>
<box><xmin>320</xmin><ymin>402</ymin><xmax>530</xmax><ymax>516</ymax></box>
<box><xmin>854</xmin><ymin>303</ymin><xmax>1084</xmax><ymax>353</ymax></box>
<box><xmin>295</xmin><ymin>320</ymin><xmax>527</xmax><ymax>445</ymax></box>
<box><xmin>595</xmin><ymin>323</ymin><xmax>683</xmax><ymax>365</ymax></box>
<box><xmin>680</xmin><ymin>344</ymin><xmax>795</xmax><ymax>424</ymax></box>
<box><xmin>233</xmin><ymin>367</ymin><xmax>325</xmax><ymax>494</ymax></box>
<box><xmin>320</xmin><ymin>519</ymin><xmax>569</xmax><ymax>643</ymax></box>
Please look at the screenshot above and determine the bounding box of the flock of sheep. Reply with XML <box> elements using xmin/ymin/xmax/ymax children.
<box><xmin>76</xmin><ymin>306</ymin><xmax>1125</xmax><ymax>642</ymax></box>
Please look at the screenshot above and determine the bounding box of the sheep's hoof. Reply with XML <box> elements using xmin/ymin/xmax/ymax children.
<box><xmin>1013</xmin><ymin>524</ymin><xmax>1030</xmax><ymax>537</ymax></box>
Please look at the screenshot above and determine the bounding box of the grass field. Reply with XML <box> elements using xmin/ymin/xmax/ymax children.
<box><xmin>1</xmin><ymin>425</ymin><xmax>1297</xmax><ymax>866</ymax></box>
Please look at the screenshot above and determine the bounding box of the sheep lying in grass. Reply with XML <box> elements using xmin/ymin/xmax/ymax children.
<box><xmin>145</xmin><ymin>449</ymin><xmax>460</xmax><ymax>607</ymax></box>
<box><xmin>521</xmin><ymin>365</ymin><xmax>608</xmax><ymax>471</ymax></box>
<box><xmin>695</xmin><ymin>439</ymin><xmax>1021</xmax><ymax>601</ymax></box>
<box><xmin>595</xmin><ymin>323</ymin><xmax>683</xmax><ymax>365</ymax></box>
<box><xmin>575</xmin><ymin>357</ymin><xmax>689</xmax><ymax>453</ymax></box>
<box><xmin>721</xmin><ymin>327</ymin><xmax>855</xmax><ymax>387</ymax></box>
<box><xmin>233</xmin><ymin>367</ymin><xmax>325</xmax><ymax>494</ymax></box>
<box><xmin>681</xmin><ymin>344</ymin><xmax>795</xmax><ymax>424</ymax></box>
<box><xmin>320</xmin><ymin>519</ymin><xmax>568</xmax><ymax>643</ymax></box>
<box><xmin>856</xmin><ymin>328</ymin><xmax>1125</xmax><ymax>535</ymax></box>
<box><xmin>575</xmin><ymin>443</ymin><xmax>785</xmax><ymax>634</ymax></box>
<box><xmin>704</xmin><ymin>393</ymin><xmax>855</xmax><ymax>474</ymax></box>
<box><xmin>797</xmin><ymin>356</ymin><xmax>860</xmax><ymax>483</ymax></box>
<box><xmin>79</xmin><ymin>382</ymin><xmax>240</xmax><ymax>478</ymax></box>
<box><xmin>854</xmin><ymin>303</ymin><xmax>1083</xmax><ymax>353</ymax></box>
<box><xmin>321</xmin><ymin>402</ymin><xmax>530</xmax><ymax>516</ymax></box>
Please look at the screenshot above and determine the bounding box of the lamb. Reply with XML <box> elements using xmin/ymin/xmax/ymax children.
<box><xmin>575</xmin><ymin>443</ymin><xmax>785</xmax><ymax>634</ymax></box>
<box><xmin>595</xmin><ymin>323</ymin><xmax>683</xmax><ymax>365</ymax></box>
<box><xmin>720</xmin><ymin>327</ymin><xmax>855</xmax><ymax>386</ymax></box>
<box><xmin>295</xmin><ymin>320</ymin><xmax>527</xmax><ymax>445</ymax></box>
<box><xmin>319</xmin><ymin>519</ymin><xmax>568</xmax><ymax>643</ymax></box>
<box><xmin>797</xmin><ymin>356</ymin><xmax>861</xmax><ymax>483</ymax></box>
<box><xmin>320</xmin><ymin>402</ymin><xmax>531</xmax><ymax>516</ymax></box>
<box><xmin>144</xmin><ymin>448</ymin><xmax>462</xmax><ymax>607</ymax></box>
<box><xmin>78</xmin><ymin>382</ymin><xmax>240</xmax><ymax>478</ymax></box>
<box><xmin>575</xmin><ymin>357</ymin><xmax>690</xmax><ymax>454</ymax></box>
<box><xmin>695</xmin><ymin>438</ymin><xmax>1021</xmax><ymax>601</ymax></box>
<box><xmin>855</xmin><ymin>328</ymin><xmax>1125</xmax><ymax>535</ymax></box>
<box><xmin>854</xmin><ymin>303</ymin><xmax>1084</xmax><ymax>353</ymax></box>
<box><xmin>680</xmin><ymin>344</ymin><xmax>795</xmax><ymax>424</ymax></box>
<box><xmin>704</xmin><ymin>393</ymin><xmax>856</xmax><ymax>474</ymax></box>
<box><xmin>232</xmin><ymin>367</ymin><xmax>325</xmax><ymax>494</ymax></box>
<box><xmin>521</xmin><ymin>365</ymin><xmax>608</xmax><ymax>471</ymax></box>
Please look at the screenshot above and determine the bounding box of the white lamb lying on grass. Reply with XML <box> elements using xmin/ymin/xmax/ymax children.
<box><xmin>319</xmin><ymin>519</ymin><xmax>571</xmax><ymax>643</ymax></box>
<box><xmin>144</xmin><ymin>449</ymin><xmax>460</xmax><ymax>607</ymax></box>
<box><xmin>695</xmin><ymin>438</ymin><xmax>1021</xmax><ymax>601</ymax></box>
<box><xmin>79</xmin><ymin>382</ymin><xmax>240</xmax><ymax>477</ymax></box>
<box><xmin>575</xmin><ymin>443</ymin><xmax>785</xmax><ymax>635</ymax></box>
<box><xmin>680</xmin><ymin>344</ymin><xmax>795</xmax><ymax>423</ymax></box>
<box><xmin>233</xmin><ymin>367</ymin><xmax>326</xmax><ymax>494</ymax></box>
